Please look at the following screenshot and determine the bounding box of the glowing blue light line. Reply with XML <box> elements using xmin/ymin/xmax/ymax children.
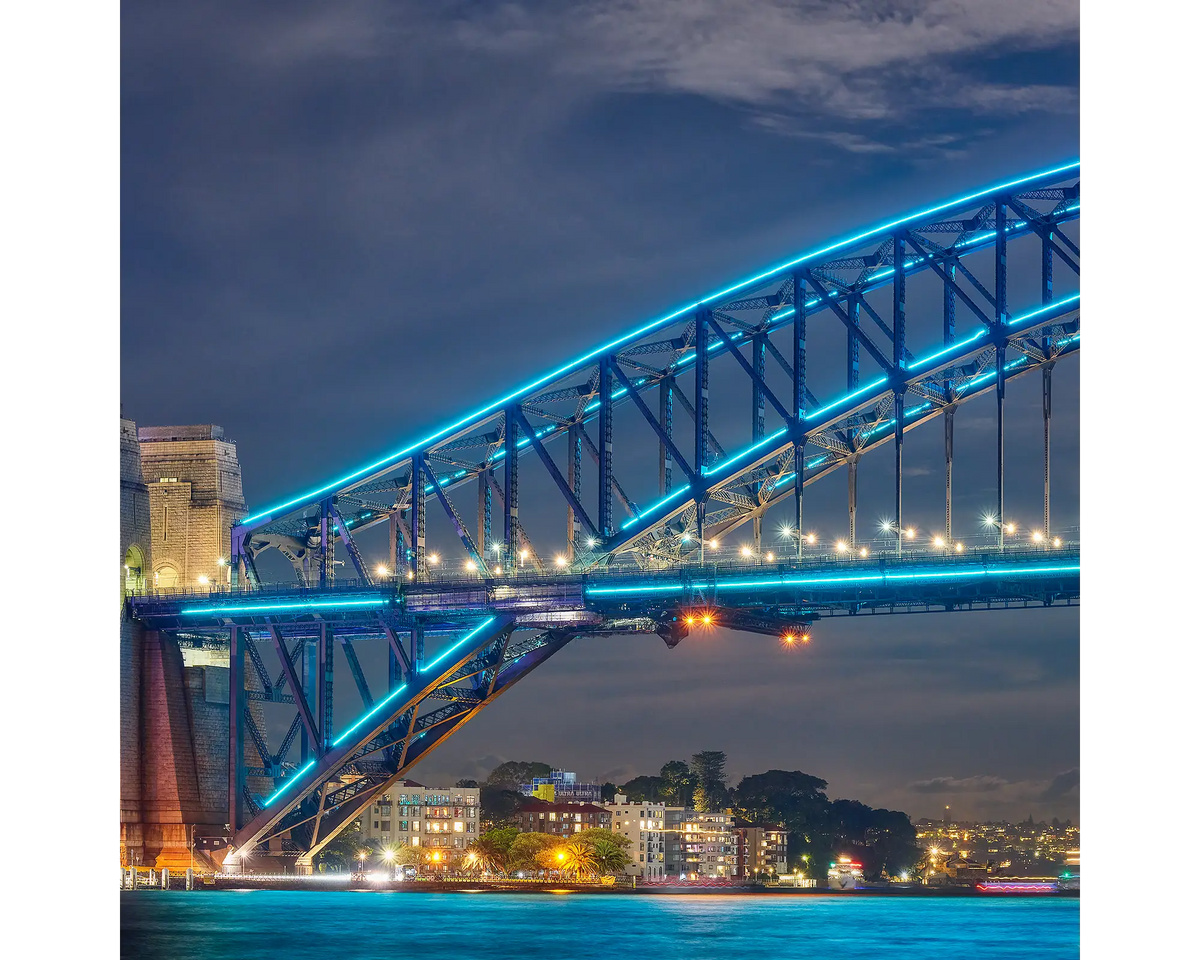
<box><xmin>1007</xmin><ymin>293</ymin><xmax>1080</xmax><ymax>326</ymax></box>
<box><xmin>584</xmin><ymin>563</ymin><xmax>1079</xmax><ymax>597</ymax></box>
<box><xmin>241</xmin><ymin>162</ymin><xmax>1079</xmax><ymax>525</ymax></box>
<box><xmin>702</xmin><ymin>427</ymin><xmax>788</xmax><ymax>475</ymax></box>
<box><xmin>330</xmin><ymin>682</ymin><xmax>411</xmax><ymax>748</ymax></box>
<box><xmin>263</xmin><ymin>759</ymin><xmax>316</xmax><ymax>806</ymax></box>
<box><xmin>181</xmin><ymin>598</ymin><xmax>387</xmax><ymax>616</ymax></box>
<box><xmin>420</xmin><ymin>616</ymin><xmax>498</xmax><ymax>674</ymax></box>
<box><xmin>621</xmin><ymin>487</ymin><xmax>691</xmax><ymax>529</ymax></box>
<box><xmin>805</xmin><ymin>377</ymin><xmax>888</xmax><ymax>421</ymax></box>
<box><xmin>910</xmin><ymin>329</ymin><xmax>989</xmax><ymax>370</ymax></box>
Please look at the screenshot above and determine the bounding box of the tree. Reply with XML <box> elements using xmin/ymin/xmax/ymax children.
<box><xmin>509</xmin><ymin>832</ymin><xmax>559</xmax><ymax>875</ymax></box>
<box><xmin>480</xmin><ymin>785</ymin><xmax>526</xmax><ymax>829</ymax></box>
<box><xmin>591</xmin><ymin>837</ymin><xmax>633</xmax><ymax>876</ymax></box>
<box><xmin>485</xmin><ymin>761</ymin><xmax>553</xmax><ymax>791</ymax></box>
<box><xmin>600</xmin><ymin>782</ymin><xmax>618</xmax><ymax>802</ymax></box>
<box><xmin>690</xmin><ymin>751</ymin><xmax>728</xmax><ymax>811</ymax></box>
<box><xmin>314</xmin><ymin>826</ymin><xmax>367</xmax><ymax>871</ymax></box>
<box><xmin>559</xmin><ymin>840</ymin><xmax>599</xmax><ymax>880</ymax></box>
<box><xmin>576</xmin><ymin>827</ymin><xmax>631</xmax><ymax>853</ymax></box>
<box><xmin>468</xmin><ymin>827</ymin><xmax>519</xmax><ymax>875</ymax></box>
<box><xmin>732</xmin><ymin>770</ymin><xmax>919</xmax><ymax>881</ymax></box>
<box><xmin>659</xmin><ymin>760</ymin><xmax>693</xmax><ymax>806</ymax></box>
<box><xmin>456</xmin><ymin>778</ymin><xmax>479</xmax><ymax>788</ymax></box>
<box><xmin>619</xmin><ymin>775</ymin><xmax>665</xmax><ymax>802</ymax></box>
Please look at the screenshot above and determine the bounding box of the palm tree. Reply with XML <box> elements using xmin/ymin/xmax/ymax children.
<box><xmin>560</xmin><ymin>840</ymin><xmax>599</xmax><ymax>881</ymax></box>
<box><xmin>467</xmin><ymin>836</ymin><xmax>508</xmax><ymax>876</ymax></box>
<box><xmin>591</xmin><ymin>837</ymin><xmax>632</xmax><ymax>876</ymax></box>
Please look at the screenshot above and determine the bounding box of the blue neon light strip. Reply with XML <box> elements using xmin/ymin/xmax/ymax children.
<box><xmin>181</xmin><ymin>598</ymin><xmax>387</xmax><ymax>616</ymax></box>
<box><xmin>584</xmin><ymin>563</ymin><xmax>1079</xmax><ymax>597</ymax></box>
<box><xmin>241</xmin><ymin>161</ymin><xmax>1079</xmax><ymax>526</ymax></box>
<box><xmin>263</xmin><ymin>759</ymin><xmax>315</xmax><ymax>806</ymax></box>
<box><xmin>1008</xmin><ymin>292</ymin><xmax>1080</xmax><ymax>326</ymax></box>
<box><xmin>330</xmin><ymin>682</ymin><xmax>410</xmax><ymax>748</ymax></box>
<box><xmin>420</xmin><ymin>616</ymin><xmax>497</xmax><ymax>674</ymax></box>
<box><xmin>621</xmin><ymin>487</ymin><xmax>690</xmax><ymax>529</ymax></box>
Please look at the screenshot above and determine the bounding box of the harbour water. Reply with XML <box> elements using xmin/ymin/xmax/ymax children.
<box><xmin>121</xmin><ymin>891</ymin><xmax>1080</xmax><ymax>959</ymax></box>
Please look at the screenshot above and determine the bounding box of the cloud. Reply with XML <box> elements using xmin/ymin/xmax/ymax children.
<box><xmin>455</xmin><ymin>0</ymin><xmax>1079</xmax><ymax>126</ymax></box>
<box><xmin>910</xmin><ymin>774</ymin><xmax>1011</xmax><ymax>793</ymax></box>
<box><xmin>901</xmin><ymin>768</ymin><xmax>1080</xmax><ymax>820</ymax></box>
<box><xmin>1039</xmin><ymin>767</ymin><xmax>1080</xmax><ymax>801</ymax></box>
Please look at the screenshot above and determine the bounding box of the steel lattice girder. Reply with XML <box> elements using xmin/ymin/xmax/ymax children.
<box><xmin>622</xmin><ymin>302</ymin><xmax>1079</xmax><ymax>552</ymax></box>
<box><xmin>229</xmin><ymin>164</ymin><xmax>1080</xmax><ymax>582</ymax></box>
<box><xmin>229</xmin><ymin>623</ymin><xmax>574</xmax><ymax>864</ymax></box>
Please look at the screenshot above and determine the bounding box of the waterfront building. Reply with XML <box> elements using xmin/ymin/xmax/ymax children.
<box><xmin>357</xmin><ymin>780</ymin><xmax>479</xmax><ymax>850</ymax></box>
<box><xmin>519</xmin><ymin>769</ymin><xmax>603</xmax><ymax>803</ymax></box>
<box><xmin>663</xmin><ymin>807</ymin><xmax>735</xmax><ymax>879</ymax></box>
<box><xmin>517</xmin><ymin>799</ymin><xmax>612</xmax><ymax>837</ymax></box>
<box><xmin>942</xmin><ymin>855</ymin><xmax>989</xmax><ymax>883</ymax></box>
<box><xmin>604</xmin><ymin>795</ymin><xmax>666</xmax><ymax>879</ymax></box>
<box><xmin>732</xmin><ymin>821</ymin><xmax>788</xmax><ymax>880</ymax></box>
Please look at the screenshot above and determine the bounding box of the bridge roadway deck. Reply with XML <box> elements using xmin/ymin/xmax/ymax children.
<box><xmin>130</xmin><ymin>548</ymin><xmax>1079</xmax><ymax>636</ymax></box>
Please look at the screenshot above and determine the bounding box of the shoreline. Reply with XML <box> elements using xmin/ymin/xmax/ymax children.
<box><xmin>130</xmin><ymin>878</ymin><xmax>1078</xmax><ymax>897</ymax></box>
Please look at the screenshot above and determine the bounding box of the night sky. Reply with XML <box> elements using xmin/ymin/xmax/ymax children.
<box><xmin>121</xmin><ymin>1</ymin><xmax>1080</xmax><ymax>823</ymax></box>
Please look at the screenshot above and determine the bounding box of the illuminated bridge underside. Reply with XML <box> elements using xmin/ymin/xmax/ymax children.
<box><xmin>132</xmin><ymin>164</ymin><xmax>1083</xmax><ymax>868</ymax></box>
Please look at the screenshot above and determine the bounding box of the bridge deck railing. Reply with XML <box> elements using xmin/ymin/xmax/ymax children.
<box><xmin>128</xmin><ymin>539</ymin><xmax>1079</xmax><ymax>608</ymax></box>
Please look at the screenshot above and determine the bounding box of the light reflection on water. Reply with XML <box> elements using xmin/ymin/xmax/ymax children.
<box><xmin>122</xmin><ymin>891</ymin><xmax>1079</xmax><ymax>960</ymax></box>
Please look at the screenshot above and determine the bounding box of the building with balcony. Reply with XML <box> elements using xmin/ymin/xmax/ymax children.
<box><xmin>732</xmin><ymin>820</ymin><xmax>788</xmax><ymax>880</ymax></box>
<box><xmin>664</xmin><ymin>808</ymin><xmax>735</xmax><ymax>879</ymax></box>
<box><xmin>517</xmin><ymin>800</ymin><xmax>612</xmax><ymax>837</ymax></box>
<box><xmin>357</xmin><ymin>780</ymin><xmax>479</xmax><ymax>851</ymax></box>
<box><xmin>604</xmin><ymin>795</ymin><xmax>666</xmax><ymax>879</ymax></box>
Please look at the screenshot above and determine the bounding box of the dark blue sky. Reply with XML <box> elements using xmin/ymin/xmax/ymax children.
<box><xmin>121</xmin><ymin>1</ymin><xmax>1080</xmax><ymax>822</ymax></box>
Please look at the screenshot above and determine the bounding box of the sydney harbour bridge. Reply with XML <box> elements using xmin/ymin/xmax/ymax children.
<box><xmin>128</xmin><ymin>161</ymin><xmax>1080</xmax><ymax>872</ymax></box>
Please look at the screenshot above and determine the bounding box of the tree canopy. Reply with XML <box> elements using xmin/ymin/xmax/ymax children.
<box><xmin>479</xmin><ymin>785</ymin><xmax>526</xmax><ymax>829</ymax></box>
<box><xmin>619</xmin><ymin>774</ymin><xmax>665</xmax><ymax>802</ymax></box>
<box><xmin>690</xmin><ymin>751</ymin><xmax>729</xmax><ymax>811</ymax></box>
<box><xmin>485</xmin><ymin>760</ymin><xmax>553</xmax><ymax>791</ymax></box>
<box><xmin>659</xmin><ymin>760</ymin><xmax>693</xmax><ymax>806</ymax></box>
<box><xmin>732</xmin><ymin>769</ymin><xmax>919</xmax><ymax>880</ymax></box>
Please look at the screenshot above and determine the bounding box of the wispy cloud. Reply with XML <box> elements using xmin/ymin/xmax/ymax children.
<box><xmin>904</xmin><ymin>768</ymin><xmax>1080</xmax><ymax>820</ymax></box>
<box><xmin>455</xmin><ymin>0</ymin><xmax>1079</xmax><ymax>128</ymax></box>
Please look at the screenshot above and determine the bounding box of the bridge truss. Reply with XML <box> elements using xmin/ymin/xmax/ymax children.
<box><xmin>132</xmin><ymin>162</ymin><xmax>1082</xmax><ymax>871</ymax></box>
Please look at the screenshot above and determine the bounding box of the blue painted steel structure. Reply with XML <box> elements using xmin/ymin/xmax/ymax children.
<box><xmin>129</xmin><ymin>163</ymin><xmax>1081</xmax><ymax>871</ymax></box>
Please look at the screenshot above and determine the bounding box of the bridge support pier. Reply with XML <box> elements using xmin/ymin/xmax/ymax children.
<box><xmin>228</xmin><ymin>626</ymin><xmax>243</xmax><ymax>839</ymax></box>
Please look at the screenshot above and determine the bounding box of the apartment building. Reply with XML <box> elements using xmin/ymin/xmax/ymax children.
<box><xmin>664</xmin><ymin>807</ymin><xmax>735</xmax><ymax>879</ymax></box>
<box><xmin>732</xmin><ymin>821</ymin><xmax>789</xmax><ymax>880</ymax></box>
<box><xmin>604</xmin><ymin>795</ymin><xmax>666</xmax><ymax>879</ymax></box>
<box><xmin>517</xmin><ymin>800</ymin><xmax>612</xmax><ymax>837</ymax></box>
<box><xmin>357</xmin><ymin>780</ymin><xmax>479</xmax><ymax>850</ymax></box>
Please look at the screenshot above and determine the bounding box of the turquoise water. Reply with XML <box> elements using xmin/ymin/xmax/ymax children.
<box><xmin>122</xmin><ymin>891</ymin><xmax>1079</xmax><ymax>959</ymax></box>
